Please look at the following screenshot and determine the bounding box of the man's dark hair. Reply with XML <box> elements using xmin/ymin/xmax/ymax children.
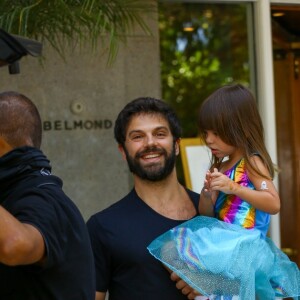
<box><xmin>114</xmin><ymin>97</ymin><xmax>182</xmax><ymax>147</ymax></box>
<box><xmin>0</xmin><ymin>91</ymin><xmax>42</xmax><ymax>148</ymax></box>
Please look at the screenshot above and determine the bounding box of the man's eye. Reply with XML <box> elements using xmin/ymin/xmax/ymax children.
<box><xmin>132</xmin><ymin>136</ymin><xmax>141</xmax><ymax>140</ymax></box>
<box><xmin>156</xmin><ymin>132</ymin><xmax>166</xmax><ymax>138</ymax></box>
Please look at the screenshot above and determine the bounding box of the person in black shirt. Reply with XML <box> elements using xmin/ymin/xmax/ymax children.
<box><xmin>87</xmin><ymin>97</ymin><xmax>201</xmax><ymax>300</ymax></box>
<box><xmin>0</xmin><ymin>91</ymin><xmax>95</xmax><ymax>300</ymax></box>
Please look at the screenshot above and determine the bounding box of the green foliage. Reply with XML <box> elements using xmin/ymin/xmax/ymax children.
<box><xmin>0</xmin><ymin>0</ymin><xmax>156</xmax><ymax>63</ymax></box>
<box><xmin>158</xmin><ymin>3</ymin><xmax>252</xmax><ymax>184</ymax></box>
<box><xmin>159</xmin><ymin>3</ymin><xmax>251</xmax><ymax>138</ymax></box>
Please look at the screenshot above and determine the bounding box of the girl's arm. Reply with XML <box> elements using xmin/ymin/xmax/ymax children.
<box><xmin>210</xmin><ymin>156</ymin><xmax>280</xmax><ymax>214</ymax></box>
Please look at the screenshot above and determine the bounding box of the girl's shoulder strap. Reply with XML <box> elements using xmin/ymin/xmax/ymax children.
<box><xmin>221</xmin><ymin>157</ymin><xmax>244</xmax><ymax>174</ymax></box>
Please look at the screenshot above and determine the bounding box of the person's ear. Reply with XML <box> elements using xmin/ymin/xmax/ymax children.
<box><xmin>118</xmin><ymin>144</ymin><xmax>127</xmax><ymax>161</ymax></box>
<box><xmin>0</xmin><ymin>136</ymin><xmax>13</xmax><ymax>157</ymax></box>
<box><xmin>175</xmin><ymin>138</ymin><xmax>181</xmax><ymax>156</ymax></box>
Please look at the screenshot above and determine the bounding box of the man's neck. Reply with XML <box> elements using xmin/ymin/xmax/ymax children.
<box><xmin>133</xmin><ymin>171</ymin><xmax>196</xmax><ymax>220</ymax></box>
<box><xmin>134</xmin><ymin>171</ymin><xmax>179</xmax><ymax>201</ymax></box>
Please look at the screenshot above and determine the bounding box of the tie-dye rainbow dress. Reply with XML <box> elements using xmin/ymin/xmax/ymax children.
<box><xmin>148</xmin><ymin>159</ymin><xmax>300</xmax><ymax>299</ymax></box>
<box><xmin>214</xmin><ymin>158</ymin><xmax>270</xmax><ymax>237</ymax></box>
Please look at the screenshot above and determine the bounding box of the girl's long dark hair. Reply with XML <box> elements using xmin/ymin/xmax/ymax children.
<box><xmin>198</xmin><ymin>84</ymin><xmax>275</xmax><ymax>179</ymax></box>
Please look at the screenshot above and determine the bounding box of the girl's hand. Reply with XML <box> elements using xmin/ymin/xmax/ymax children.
<box><xmin>199</xmin><ymin>170</ymin><xmax>218</xmax><ymax>216</ymax></box>
<box><xmin>203</xmin><ymin>170</ymin><xmax>218</xmax><ymax>204</ymax></box>
<box><xmin>203</xmin><ymin>170</ymin><xmax>212</xmax><ymax>193</ymax></box>
<box><xmin>210</xmin><ymin>168</ymin><xmax>239</xmax><ymax>195</ymax></box>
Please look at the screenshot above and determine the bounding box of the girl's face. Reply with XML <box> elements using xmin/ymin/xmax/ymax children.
<box><xmin>204</xmin><ymin>130</ymin><xmax>240</xmax><ymax>160</ymax></box>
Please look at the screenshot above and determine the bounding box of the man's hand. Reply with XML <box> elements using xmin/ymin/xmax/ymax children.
<box><xmin>170</xmin><ymin>271</ymin><xmax>202</xmax><ymax>299</ymax></box>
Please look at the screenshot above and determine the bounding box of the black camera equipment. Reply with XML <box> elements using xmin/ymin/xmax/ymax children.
<box><xmin>0</xmin><ymin>28</ymin><xmax>42</xmax><ymax>74</ymax></box>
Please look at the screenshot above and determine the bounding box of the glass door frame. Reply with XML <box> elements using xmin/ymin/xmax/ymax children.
<box><xmin>255</xmin><ymin>0</ymin><xmax>300</xmax><ymax>246</ymax></box>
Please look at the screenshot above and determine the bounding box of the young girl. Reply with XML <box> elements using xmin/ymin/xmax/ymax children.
<box><xmin>148</xmin><ymin>84</ymin><xmax>300</xmax><ymax>300</ymax></box>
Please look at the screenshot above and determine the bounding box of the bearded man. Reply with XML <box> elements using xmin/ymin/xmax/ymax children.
<box><xmin>87</xmin><ymin>97</ymin><xmax>201</xmax><ymax>300</ymax></box>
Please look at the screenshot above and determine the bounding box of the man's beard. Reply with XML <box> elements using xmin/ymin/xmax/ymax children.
<box><xmin>124</xmin><ymin>143</ymin><xmax>176</xmax><ymax>182</ymax></box>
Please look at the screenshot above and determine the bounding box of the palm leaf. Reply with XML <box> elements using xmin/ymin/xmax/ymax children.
<box><xmin>0</xmin><ymin>0</ymin><xmax>156</xmax><ymax>63</ymax></box>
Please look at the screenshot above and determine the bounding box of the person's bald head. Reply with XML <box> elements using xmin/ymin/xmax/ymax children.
<box><xmin>0</xmin><ymin>91</ymin><xmax>42</xmax><ymax>149</ymax></box>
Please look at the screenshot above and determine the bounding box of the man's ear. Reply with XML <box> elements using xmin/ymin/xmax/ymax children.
<box><xmin>0</xmin><ymin>136</ymin><xmax>13</xmax><ymax>157</ymax></box>
<box><xmin>118</xmin><ymin>144</ymin><xmax>127</xmax><ymax>161</ymax></box>
<box><xmin>175</xmin><ymin>138</ymin><xmax>181</xmax><ymax>156</ymax></box>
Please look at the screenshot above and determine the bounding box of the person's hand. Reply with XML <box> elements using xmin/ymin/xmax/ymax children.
<box><xmin>203</xmin><ymin>170</ymin><xmax>212</xmax><ymax>192</ymax></box>
<box><xmin>170</xmin><ymin>271</ymin><xmax>201</xmax><ymax>299</ymax></box>
<box><xmin>202</xmin><ymin>170</ymin><xmax>218</xmax><ymax>205</ymax></box>
<box><xmin>210</xmin><ymin>168</ymin><xmax>239</xmax><ymax>195</ymax></box>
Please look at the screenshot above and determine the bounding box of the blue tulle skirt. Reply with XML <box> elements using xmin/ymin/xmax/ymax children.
<box><xmin>147</xmin><ymin>216</ymin><xmax>300</xmax><ymax>299</ymax></box>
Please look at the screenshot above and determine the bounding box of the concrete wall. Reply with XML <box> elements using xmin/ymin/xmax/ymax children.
<box><xmin>0</xmin><ymin>11</ymin><xmax>161</xmax><ymax>220</ymax></box>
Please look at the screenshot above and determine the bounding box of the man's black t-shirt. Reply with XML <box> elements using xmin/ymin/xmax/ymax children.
<box><xmin>87</xmin><ymin>188</ymin><xmax>199</xmax><ymax>300</ymax></box>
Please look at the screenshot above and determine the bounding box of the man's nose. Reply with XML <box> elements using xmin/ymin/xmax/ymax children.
<box><xmin>145</xmin><ymin>135</ymin><xmax>157</xmax><ymax>146</ymax></box>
